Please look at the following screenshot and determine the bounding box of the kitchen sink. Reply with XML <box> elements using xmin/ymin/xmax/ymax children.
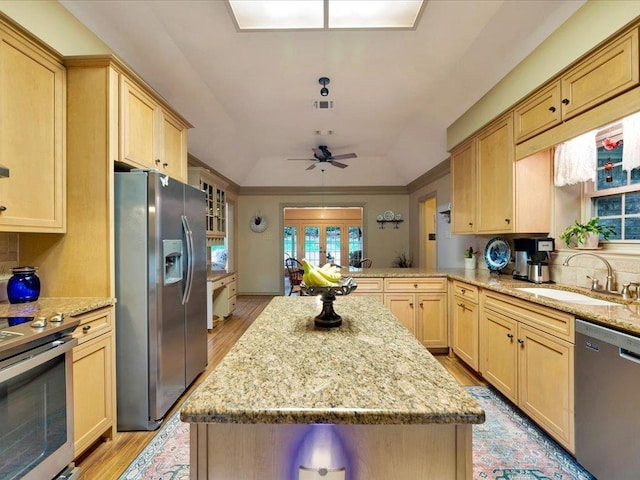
<box><xmin>515</xmin><ymin>287</ymin><xmax>621</xmax><ymax>306</ymax></box>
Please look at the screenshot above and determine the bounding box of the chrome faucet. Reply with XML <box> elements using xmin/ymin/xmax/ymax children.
<box><xmin>563</xmin><ymin>252</ymin><xmax>616</xmax><ymax>293</ymax></box>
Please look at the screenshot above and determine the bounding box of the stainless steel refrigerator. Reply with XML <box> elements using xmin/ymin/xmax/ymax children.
<box><xmin>114</xmin><ymin>170</ymin><xmax>207</xmax><ymax>431</ymax></box>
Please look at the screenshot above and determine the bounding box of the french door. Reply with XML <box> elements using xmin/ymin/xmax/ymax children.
<box><xmin>303</xmin><ymin>225</ymin><xmax>342</xmax><ymax>266</ymax></box>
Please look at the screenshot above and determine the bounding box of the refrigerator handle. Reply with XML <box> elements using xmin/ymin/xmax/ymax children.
<box><xmin>181</xmin><ymin>214</ymin><xmax>195</xmax><ymax>305</ymax></box>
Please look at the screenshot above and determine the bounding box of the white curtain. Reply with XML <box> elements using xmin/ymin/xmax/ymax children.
<box><xmin>554</xmin><ymin>130</ymin><xmax>597</xmax><ymax>186</ymax></box>
<box><xmin>622</xmin><ymin>111</ymin><xmax>640</xmax><ymax>172</ymax></box>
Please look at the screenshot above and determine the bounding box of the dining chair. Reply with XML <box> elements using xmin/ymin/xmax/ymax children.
<box><xmin>285</xmin><ymin>257</ymin><xmax>304</xmax><ymax>295</ymax></box>
<box><xmin>359</xmin><ymin>258</ymin><xmax>372</xmax><ymax>268</ymax></box>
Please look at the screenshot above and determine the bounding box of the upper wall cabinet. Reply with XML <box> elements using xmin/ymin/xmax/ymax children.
<box><xmin>188</xmin><ymin>167</ymin><xmax>227</xmax><ymax>238</ymax></box>
<box><xmin>515</xmin><ymin>27</ymin><xmax>639</xmax><ymax>144</ymax></box>
<box><xmin>0</xmin><ymin>19</ymin><xmax>66</xmax><ymax>233</ymax></box>
<box><xmin>120</xmin><ymin>77</ymin><xmax>189</xmax><ymax>181</ymax></box>
<box><xmin>451</xmin><ymin>114</ymin><xmax>552</xmax><ymax>235</ymax></box>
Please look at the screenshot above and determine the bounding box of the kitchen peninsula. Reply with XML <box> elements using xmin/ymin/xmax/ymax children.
<box><xmin>181</xmin><ymin>295</ymin><xmax>484</xmax><ymax>479</ymax></box>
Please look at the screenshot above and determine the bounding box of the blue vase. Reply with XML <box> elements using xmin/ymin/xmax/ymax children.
<box><xmin>7</xmin><ymin>266</ymin><xmax>40</xmax><ymax>304</ymax></box>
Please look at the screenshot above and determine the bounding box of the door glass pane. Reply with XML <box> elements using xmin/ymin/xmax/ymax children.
<box><xmin>284</xmin><ymin>226</ymin><xmax>297</xmax><ymax>264</ymax></box>
<box><xmin>304</xmin><ymin>227</ymin><xmax>320</xmax><ymax>266</ymax></box>
<box><xmin>348</xmin><ymin>226</ymin><xmax>363</xmax><ymax>267</ymax></box>
<box><xmin>325</xmin><ymin>226</ymin><xmax>341</xmax><ymax>265</ymax></box>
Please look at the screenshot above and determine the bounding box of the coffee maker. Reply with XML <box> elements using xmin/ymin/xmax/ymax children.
<box><xmin>513</xmin><ymin>237</ymin><xmax>555</xmax><ymax>283</ymax></box>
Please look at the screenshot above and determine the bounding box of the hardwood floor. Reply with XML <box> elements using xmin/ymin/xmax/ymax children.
<box><xmin>75</xmin><ymin>294</ymin><xmax>484</xmax><ymax>479</ymax></box>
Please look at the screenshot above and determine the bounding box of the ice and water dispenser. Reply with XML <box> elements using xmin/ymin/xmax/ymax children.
<box><xmin>163</xmin><ymin>239</ymin><xmax>183</xmax><ymax>285</ymax></box>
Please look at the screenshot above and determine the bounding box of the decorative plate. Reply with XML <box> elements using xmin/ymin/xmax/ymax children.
<box><xmin>383</xmin><ymin>210</ymin><xmax>395</xmax><ymax>221</ymax></box>
<box><xmin>376</xmin><ymin>214</ymin><xmax>384</xmax><ymax>221</ymax></box>
<box><xmin>483</xmin><ymin>237</ymin><xmax>511</xmax><ymax>272</ymax></box>
<box><xmin>249</xmin><ymin>214</ymin><xmax>267</xmax><ymax>233</ymax></box>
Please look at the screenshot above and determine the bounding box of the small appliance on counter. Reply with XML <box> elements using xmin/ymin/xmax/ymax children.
<box><xmin>513</xmin><ymin>237</ymin><xmax>555</xmax><ymax>283</ymax></box>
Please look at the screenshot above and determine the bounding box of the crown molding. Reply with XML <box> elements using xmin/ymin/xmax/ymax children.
<box><xmin>239</xmin><ymin>185</ymin><xmax>408</xmax><ymax>196</ymax></box>
<box><xmin>187</xmin><ymin>153</ymin><xmax>240</xmax><ymax>194</ymax></box>
<box><xmin>407</xmin><ymin>158</ymin><xmax>450</xmax><ymax>193</ymax></box>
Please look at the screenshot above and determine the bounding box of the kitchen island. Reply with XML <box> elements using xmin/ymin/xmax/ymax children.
<box><xmin>181</xmin><ymin>295</ymin><xmax>484</xmax><ymax>479</ymax></box>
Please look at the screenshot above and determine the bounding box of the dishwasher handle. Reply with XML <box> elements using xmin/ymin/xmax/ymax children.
<box><xmin>620</xmin><ymin>348</ymin><xmax>640</xmax><ymax>365</ymax></box>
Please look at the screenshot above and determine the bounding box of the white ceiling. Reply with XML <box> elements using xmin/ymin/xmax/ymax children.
<box><xmin>59</xmin><ymin>0</ymin><xmax>585</xmax><ymax>188</ymax></box>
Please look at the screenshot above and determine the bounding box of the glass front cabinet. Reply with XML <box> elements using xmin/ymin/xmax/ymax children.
<box><xmin>188</xmin><ymin>167</ymin><xmax>227</xmax><ymax>237</ymax></box>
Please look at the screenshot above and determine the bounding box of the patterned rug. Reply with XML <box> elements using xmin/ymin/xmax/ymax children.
<box><xmin>119</xmin><ymin>386</ymin><xmax>595</xmax><ymax>480</ymax></box>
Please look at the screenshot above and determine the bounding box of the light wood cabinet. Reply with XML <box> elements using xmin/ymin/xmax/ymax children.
<box><xmin>119</xmin><ymin>76</ymin><xmax>189</xmax><ymax>181</ymax></box>
<box><xmin>0</xmin><ymin>18</ymin><xmax>66</xmax><ymax>233</ymax></box>
<box><xmin>384</xmin><ymin>278</ymin><xmax>448</xmax><ymax>349</ymax></box>
<box><xmin>188</xmin><ymin>167</ymin><xmax>227</xmax><ymax>238</ymax></box>
<box><xmin>71</xmin><ymin>306</ymin><xmax>116</xmax><ymax>458</ymax></box>
<box><xmin>514</xmin><ymin>27</ymin><xmax>639</xmax><ymax>144</ymax></box>
<box><xmin>451</xmin><ymin>114</ymin><xmax>552</xmax><ymax>235</ymax></box>
<box><xmin>476</xmin><ymin>114</ymin><xmax>514</xmax><ymax>233</ymax></box>
<box><xmin>211</xmin><ymin>273</ymin><xmax>237</xmax><ymax>320</ymax></box>
<box><xmin>480</xmin><ymin>290</ymin><xmax>574</xmax><ymax>452</ymax></box>
<box><xmin>350</xmin><ymin>277</ymin><xmax>384</xmax><ymax>301</ymax></box>
<box><xmin>450</xmin><ymin>139</ymin><xmax>476</xmax><ymax>233</ymax></box>
<box><xmin>451</xmin><ymin>281</ymin><xmax>479</xmax><ymax>370</ymax></box>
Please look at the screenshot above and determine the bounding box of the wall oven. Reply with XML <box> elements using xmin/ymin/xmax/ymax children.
<box><xmin>0</xmin><ymin>315</ymin><xmax>80</xmax><ymax>480</ymax></box>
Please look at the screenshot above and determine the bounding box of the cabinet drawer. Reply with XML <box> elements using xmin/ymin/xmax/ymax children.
<box><xmin>452</xmin><ymin>280</ymin><xmax>479</xmax><ymax>303</ymax></box>
<box><xmin>384</xmin><ymin>277</ymin><xmax>447</xmax><ymax>293</ymax></box>
<box><xmin>72</xmin><ymin>307</ymin><xmax>113</xmax><ymax>344</ymax></box>
<box><xmin>228</xmin><ymin>295</ymin><xmax>237</xmax><ymax>314</ymax></box>
<box><xmin>352</xmin><ymin>278</ymin><xmax>383</xmax><ymax>293</ymax></box>
<box><xmin>211</xmin><ymin>273</ymin><xmax>236</xmax><ymax>290</ymax></box>
<box><xmin>482</xmin><ymin>290</ymin><xmax>574</xmax><ymax>342</ymax></box>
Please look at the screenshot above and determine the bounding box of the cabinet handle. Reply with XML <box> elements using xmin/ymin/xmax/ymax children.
<box><xmin>505</xmin><ymin>218</ymin><xmax>511</xmax><ymax>224</ymax></box>
<box><xmin>461</xmin><ymin>288</ymin><xmax>467</xmax><ymax>294</ymax></box>
<box><xmin>0</xmin><ymin>206</ymin><xmax>6</xmax><ymax>212</ymax></box>
<box><xmin>468</xmin><ymin>222</ymin><xmax>473</xmax><ymax>227</ymax></box>
<box><xmin>562</xmin><ymin>98</ymin><xmax>570</xmax><ymax>105</ymax></box>
<box><xmin>414</xmin><ymin>284</ymin><xmax>418</xmax><ymax>288</ymax></box>
<box><xmin>457</xmin><ymin>303</ymin><xmax>466</xmax><ymax>311</ymax></box>
<box><xmin>163</xmin><ymin>162</ymin><xmax>169</xmax><ymax>168</ymax></box>
<box><xmin>548</xmin><ymin>106</ymin><xmax>556</xmax><ymax>113</ymax></box>
<box><xmin>419</xmin><ymin>302</ymin><xmax>423</xmax><ymax>308</ymax></box>
<box><xmin>507</xmin><ymin>333</ymin><xmax>514</xmax><ymax>339</ymax></box>
<box><xmin>517</xmin><ymin>338</ymin><xmax>524</xmax><ymax>344</ymax></box>
<box><xmin>409</xmin><ymin>302</ymin><xmax>414</xmax><ymax>308</ymax></box>
<box><xmin>155</xmin><ymin>159</ymin><xmax>161</xmax><ymax>165</ymax></box>
<box><xmin>82</xmin><ymin>325</ymin><xmax>91</xmax><ymax>332</ymax></box>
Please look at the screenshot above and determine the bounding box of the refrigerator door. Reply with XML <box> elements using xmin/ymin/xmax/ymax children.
<box><xmin>183</xmin><ymin>184</ymin><xmax>207</xmax><ymax>385</ymax></box>
<box><xmin>151</xmin><ymin>172</ymin><xmax>187</xmax><ymax>421</ymax></box>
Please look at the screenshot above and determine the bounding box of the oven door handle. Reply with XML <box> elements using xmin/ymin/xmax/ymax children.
<box><xmin>0</xmin><ymin>336</ymin><xmax>78</xmax><ymax>383</ymax></box>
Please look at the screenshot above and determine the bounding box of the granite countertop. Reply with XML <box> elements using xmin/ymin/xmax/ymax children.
<box><xmin>181</xmin><ymin>295</ymin><xmax>484</xmax><ymax>425</ymax></box>
<box><xmin>348</xmin><ymin>268</ymin><xmax>640</xmax><ymax>336</ymax></box>
<box><xmin>0</xmin><ymin>296</ymin><xmax>115</xmax><ymax>318</ymax></box>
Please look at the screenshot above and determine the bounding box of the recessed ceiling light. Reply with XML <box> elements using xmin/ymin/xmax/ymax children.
<box><xmin>227</xmin><ymin>0</ymin><xmax>425</xmax><ymax>31</ymax></box>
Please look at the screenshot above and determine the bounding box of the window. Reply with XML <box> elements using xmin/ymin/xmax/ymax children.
<box><xmin>586</xmin><ymin>124</ymin><xmax>640</xmax><ymax>241</ymax></box>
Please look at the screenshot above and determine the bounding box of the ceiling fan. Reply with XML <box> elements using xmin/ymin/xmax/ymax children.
<box><xmin>288</xmin><ymin>145</ymin><xmax>358</xmax><ymax>170</ymax></box>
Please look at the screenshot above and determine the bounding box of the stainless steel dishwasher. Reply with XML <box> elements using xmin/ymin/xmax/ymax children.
<box><xmin>575</xmin><ymin>319</ymin><xmax>640</xmax><ymax>480</ymax></box>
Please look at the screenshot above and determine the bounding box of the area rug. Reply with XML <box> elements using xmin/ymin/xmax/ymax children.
<box><xmin>119</xmin><ymin>386</ymin><xmax>595</xmax><ymax>480</ymax></box>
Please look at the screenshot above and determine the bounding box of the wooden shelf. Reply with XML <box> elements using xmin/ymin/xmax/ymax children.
<box><xmin>376</xmin><ymin>219</ymin><xmax>404</xmax><ymax>229</ymax></box>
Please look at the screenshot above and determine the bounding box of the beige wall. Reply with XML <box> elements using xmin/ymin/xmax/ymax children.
<box><xmin>448</xmin><ymin>1</ymin><xmax>640</xmax><ymax>149</ymax></box>
<box><xmin>238</xmin><ymin>193</ymin><xmax>409</xmax><ymax>294</ymax></box>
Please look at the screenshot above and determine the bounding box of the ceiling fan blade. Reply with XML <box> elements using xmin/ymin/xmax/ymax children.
<box><xmin>306</xmin><ymin>163</ymin><xmax>317</xmax><ymax>170</ymax></box>
<box><xmin>288</xmin><ymin>158</ymin><xmax>314</xmax><ymax>161</ymax></box>
<box><xmin>330</xmin><ymin>153</ymin><xmax>357</xmax><ymax>160</ymax></box>
<box><xmin>312</xmin><ymin>147</ymin><xmax>323</xmax><ymax>158</ymax></box>
<box><xmin>330</xmin><ymin>160</ymin><xmax>348</xmax><ymax>169</ymax></box>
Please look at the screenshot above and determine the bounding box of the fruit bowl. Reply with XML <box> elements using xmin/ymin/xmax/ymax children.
<box><xmin>300</xmin><ymin>277</ymin><xmax>357</xmax><ymax>328</ymax></box>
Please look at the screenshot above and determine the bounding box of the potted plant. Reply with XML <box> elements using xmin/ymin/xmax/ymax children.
<box><xmin>559</xmin><ymin>217</ymin><xmax>616</xmax><ymax>249</ymax></box>
<box><xmin>464</xmin><ymin>247</ymin><xmax>477</xmax><ymax>270</ymax></box>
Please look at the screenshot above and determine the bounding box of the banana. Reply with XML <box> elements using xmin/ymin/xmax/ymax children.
<box><xmin>316</xmin><ymin>263</ymin><xmax>341</xmax><ymax>283</ymax></box>
<box><xmin>300</xmin><ymin>259</ymin><xmax>338</xmax><ymax>287</ymax></box>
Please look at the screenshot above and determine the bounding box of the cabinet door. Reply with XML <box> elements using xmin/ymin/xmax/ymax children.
<box><xmin>481</xmin><ymin>309</ymin><xmax>517</xmax><ymax>403</ymax></box>
<box><xmin>416</xmin><ymin>293</ymin><xmax>447</xmax><ymax>348</ymax></box>
<box><xmin>450</xmin><ymin>139</ymin><xmax>476</xmax><ymax>234</ymax></box>
<box><xmin>452</xmin><ymin>297</ymin><xmax>479</xmax><ymax>371</ymax></box>
<box><xmin>384</xmin><ymin>293</ymin><xmax>416</xmax><ymax>335</ymax></box>
<box><xmin>514</xmin><ymin>149</ymin><xmax>552</xmax><ymax>233</ymax></box>
<box><xmin>0</xmin><ymin>28</ymin><xmax>65</xmax><ymax>232</ymax></box>
<box><xmin>476</xmin><ymin>114</ymin><xmax>514</xmax><ymax>233</ymax></box>
<box><xmin>513</xmin><ymin>81</ymin><xmax>562</xmax><ymax>143</ymax></box>
<box><xmin>72</xmin><ymin>333</ymin><xmax>114</xmax><ymax>457</ymax></box>
<box><xmin>120</xmin><ymin>76</ymin><xmax>158</xmax><ymax>169</ymax></box>
<box><xmin>518</xmin><ymin>323</ymin><xmax>574</xmax><ymax>452</ymax></box>
<box><xmin>160</xmin><ymin>108</ymin><xmax>188</xmax><ymax>181</ymax></box>
<box><xmin>561</xmin><ymin>28</ymin><xmax>639</xmax><ymax>121</ymax></box>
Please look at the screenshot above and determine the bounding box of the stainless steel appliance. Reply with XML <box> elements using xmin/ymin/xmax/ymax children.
<box><xmin>0</xmin><ymin>314</ymin><xmax>81</xmax><ymax>480</ymax></box>
<box><xmin>115</xmin><ymin>171</ymin><xmax>207</xmax><ymax>431</ymax></box>
<box><xmin>575</xmin><ymin>319</ymin><xmax>640</xmax><ymax>480</ymax></box>
<box><xmin>512</xmin><ymin>237</ymin><xmax>554</xmax><ymax>283</ymax></box>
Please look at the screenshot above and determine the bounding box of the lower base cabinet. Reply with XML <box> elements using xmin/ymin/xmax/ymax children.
<box><xmin>383</xmin><ymin>278</ymin><xmax>448</xmax><ymax>349</ymax></box>
<box><xmin>481</xmin><ymin>291</ymin><xmax>574</xmax><ymax>452</ymax></box>
<box><xmin>451</xmin><ymin>281</ymin><xmax>480</xmax><ymax>370</ymax></box>
<box><xmin>211</xmin><ymin>273</ymin><xmax>237</xmax><ymax>321</ymax></box>
<box><xmin>71</xmin><ymin>306</ymin><xmax>116</xmax><ymax>458</ymax></box>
